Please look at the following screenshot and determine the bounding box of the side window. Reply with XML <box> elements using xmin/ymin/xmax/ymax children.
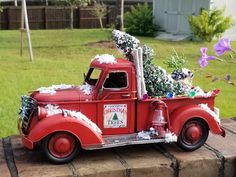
<box><xmin>103</xmin><ymin>72</ymin><xmax>128</xmax><ymax>89</ymax></box>
<box><xmin>85</xmin><ymin>68</ymin><xmax>101</xmax><ymax>86</ymax></box>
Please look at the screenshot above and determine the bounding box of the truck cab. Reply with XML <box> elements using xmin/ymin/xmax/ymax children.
<box><xmin>19</xmin><ymin>57</ymin><xmax>225</xmax><ymax>163</ymax></box>
<box><xmin>85</xmin><ymin>58</ymin><xmax>136</xmax><ymax>135</ymax></box>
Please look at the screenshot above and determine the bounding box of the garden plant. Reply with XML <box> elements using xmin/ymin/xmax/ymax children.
<box><xmin>124</xmin><ymin>2</ymin><xmax>158</xmax><ymax>36</ymax></box>
<box><xmin>188</xmin><ymin>8</ymin><xmax>234</xmax><ymax>42</ymax></box>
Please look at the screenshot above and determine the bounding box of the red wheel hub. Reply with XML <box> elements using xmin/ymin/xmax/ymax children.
<box><xmin>48</xmin><ymin>132</ymin><xmax>76</xmax><ymax>158</ymax></box>
<box><xmin>182</xmin><ymin>121</ymin><xmax>203</xmax><ymax>144</ymax></box>
<box><xmin>54</xmin><ymin>137</ymin><xmax>71</xmax><ymax>153</ymax></box>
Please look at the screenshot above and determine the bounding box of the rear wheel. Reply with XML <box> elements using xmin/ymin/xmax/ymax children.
<box><xmin>42</xmin><ymin>132</ymin><xmax>80</xmax><ymax>164</ymax></box>
<box><xmin>177</xmin><ymin>118</ymin><xmax>209</xmax><ymax>151</ymax></box>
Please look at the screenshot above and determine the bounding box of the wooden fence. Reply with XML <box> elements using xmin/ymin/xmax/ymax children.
<box><xmin>0</xmin><ymin>6</ymin><xmax>119</xmax><ymax>29</ymax></box>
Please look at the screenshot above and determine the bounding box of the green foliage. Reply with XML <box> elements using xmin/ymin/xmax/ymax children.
<box><xmin>164</xmin><ymin>49</ymin><xmax>187</xmax><ymax>71</ymax></box>
<box><xmin>124</xmin><ymin>2</ymin><xmax>158</xmax><ymax>36</ymax></box>
<box><xmin>188</xmin><ymin>8</ymin><xmax>234</xmax><ymax>42</ymax></box>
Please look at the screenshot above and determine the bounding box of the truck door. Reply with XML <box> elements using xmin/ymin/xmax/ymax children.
<box><xmin>97</xmin><ymin>70</ymin><xmax>135</xmax><ymax>135</ymax></box>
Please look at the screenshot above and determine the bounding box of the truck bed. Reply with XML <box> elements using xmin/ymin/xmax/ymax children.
<box><xmin>136</xmin><ymin>95</ymin><xmax>217</xmax><ymax>131</ymax></box>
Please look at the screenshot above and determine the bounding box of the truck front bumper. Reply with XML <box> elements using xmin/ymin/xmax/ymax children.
<box><xmin>18</xmin><ymin>119</ymin><xmax>34</xmax><ymax>150</ymax></box>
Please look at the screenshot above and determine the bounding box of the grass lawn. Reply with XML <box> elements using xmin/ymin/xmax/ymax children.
<box><xmin>0</xmin><ymin>29</ymin><xmax>235</xmax><ymax>137</ymax></box>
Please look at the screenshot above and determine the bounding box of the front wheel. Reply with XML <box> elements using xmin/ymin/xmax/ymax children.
<box><xmin>177</xmin><ymin>118</ymin><xmax>209</xmax><ymax>151</ymax></box>
<box><xmin>42</xmin><ymin>132</ymin><xmax>80</xmax><ymax>164</ymax></box>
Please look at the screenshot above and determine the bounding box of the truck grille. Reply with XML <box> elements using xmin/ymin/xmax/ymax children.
<box><xmin>19</xmin><ymin>95</ymin><xmax>37</xmax><ymax>134</ymax></box>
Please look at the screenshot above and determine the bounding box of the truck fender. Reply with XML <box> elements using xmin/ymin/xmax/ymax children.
<box><xmin>27</xmin><ymin>114</ymin><xmax>104</xmax><ymax>149</ymax></box>
<box><xmin>169</xmin><ymin>105</ymin><xmax>224</xmax><ymax>136</ymax></box>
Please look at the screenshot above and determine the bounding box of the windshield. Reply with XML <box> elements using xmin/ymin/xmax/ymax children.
<box><xmin>85</xmin><ymin>68</ymin><xmax>101</xmax><ymax>86</ymax></box>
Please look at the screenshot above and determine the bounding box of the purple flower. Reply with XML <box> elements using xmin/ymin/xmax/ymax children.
<box><xmin>214</xmin><ymin>38</ymin><xmax>232</xmax><ymax>56</ymax></box>
<box><xmin>142</xmin><ymin>93</ymin><xmax>149</xmax><ymax>100</ymax></box>
<box><xmin>199</xmin><ymin>47</ymin><xmax>216</xmax><ymax>68</ymax></box>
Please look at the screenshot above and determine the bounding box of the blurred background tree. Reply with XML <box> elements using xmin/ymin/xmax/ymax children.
<box><xmin>92</xmin><ymin>1</ymin><xmax>108</xmax><ymax>29</ymax></box>
<box><xmin>124</xmin><ymin>2</ymin><xmax>158</xmax><ymax>36</ymax></box>
<box><xmin>188</xmin><ymin>8</ymin><xmax>234</xmax><ymax>42</ymax></box>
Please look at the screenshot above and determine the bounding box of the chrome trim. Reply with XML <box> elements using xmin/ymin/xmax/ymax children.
<box><xmin>84</xmin><ymin>133</ymin><xmax>166</xmax><ymax>150</ymax></box>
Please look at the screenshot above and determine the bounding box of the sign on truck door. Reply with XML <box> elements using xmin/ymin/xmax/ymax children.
<box><xmin>97</xmin><ymin>70</ymin><xmax>135</xmax><ymax>135</ymax></box>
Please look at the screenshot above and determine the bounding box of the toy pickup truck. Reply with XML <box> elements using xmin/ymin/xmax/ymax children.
<box><xmin>18</xmin><ymin>56</ymin><xmax>225</xmax><ymax>163</ymax></box>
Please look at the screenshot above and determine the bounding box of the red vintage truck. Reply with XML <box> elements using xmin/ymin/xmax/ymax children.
<box><xmin>18</xmin><ymin>57</ymin><xmax>225</xmax><ymax>163</ymax></box>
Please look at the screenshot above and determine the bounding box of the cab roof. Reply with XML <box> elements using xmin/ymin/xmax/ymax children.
<box><xmin>90</xmin><ymin>58</ymin><xmax>134</xmax><ymax>69</ymax></box>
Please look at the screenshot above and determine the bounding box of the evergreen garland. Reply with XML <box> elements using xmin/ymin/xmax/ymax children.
<box><xmin>112</xmin><ymin>30</ymin><xmax>186</xmax><ymax>97</ymax></box>
<box><xmin>143</xmin><ymin>62</ymin><xmax>185</xmax><ymax>97</ymax></box>
<box><xmin>142</xmin><ymin>45</ymin><xmax>154</xmax><ymax>63</ymax></box>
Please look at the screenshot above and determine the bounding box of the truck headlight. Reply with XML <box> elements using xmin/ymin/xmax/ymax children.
<box><xmin>38</xmin><ymin>106</ymin><xmax>47</xmax><ymax>120</ymax></box>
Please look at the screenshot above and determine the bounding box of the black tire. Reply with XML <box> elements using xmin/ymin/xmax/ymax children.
<box><xmin>42</xmin><ymin>132</ymin><xmax>80</xmax><ymax>164</ymax></box>
<box><xmin>177</xmin><ymin>118</ymin><xmax>209</xmax><ymax>151</ymax></box>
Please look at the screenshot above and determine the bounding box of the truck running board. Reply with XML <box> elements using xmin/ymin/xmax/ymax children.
<box><xmin>84</xmin><ymin>133</ymin><xmax>166</xmax><ymax>150</ymax></box>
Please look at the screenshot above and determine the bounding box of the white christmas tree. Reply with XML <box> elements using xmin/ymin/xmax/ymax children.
<box><xmin>112</xmin><ymin>30</ymin><xmax>186</xmax><ymax>97</ymax></box>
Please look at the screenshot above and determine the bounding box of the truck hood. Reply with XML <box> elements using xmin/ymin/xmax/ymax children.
<box><xmin>31</xmin><ymin>85</ymin><xmax>94</xmax><ymax>103</ymax></box>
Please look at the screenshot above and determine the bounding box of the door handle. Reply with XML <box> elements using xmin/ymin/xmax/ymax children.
<box><xmin>122</xmin><ymin>94</ymin><xmax>130</xmax><ymax>98</ymax></box>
